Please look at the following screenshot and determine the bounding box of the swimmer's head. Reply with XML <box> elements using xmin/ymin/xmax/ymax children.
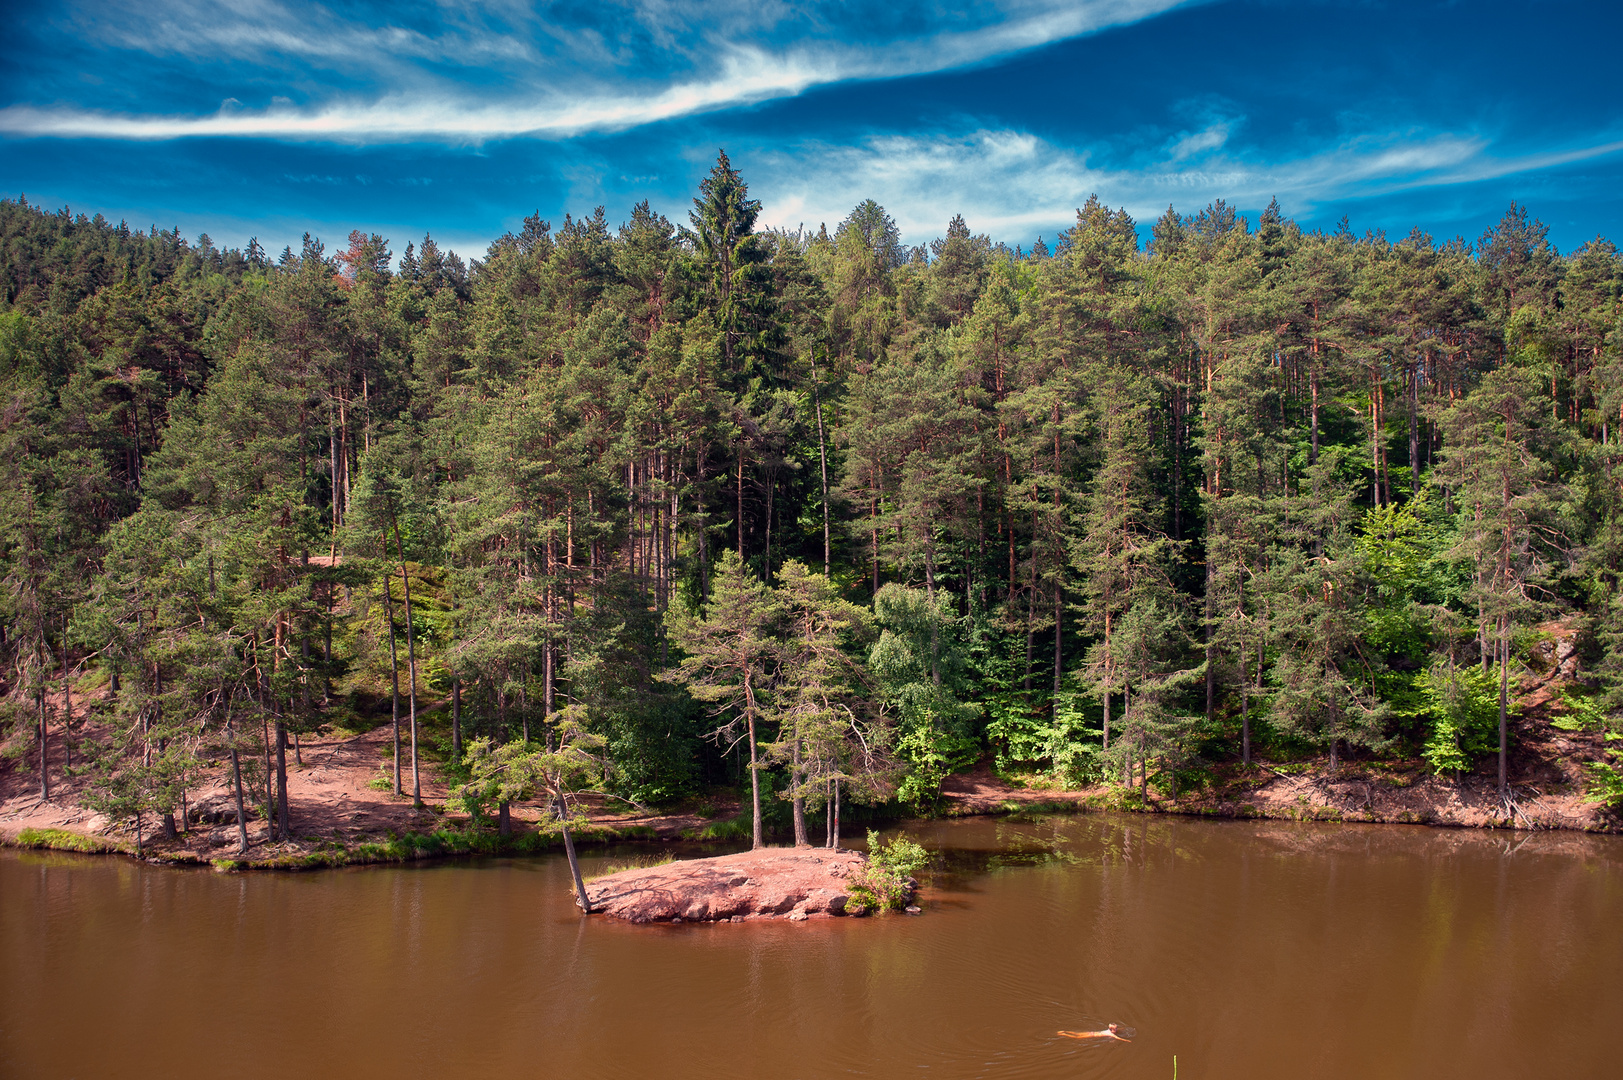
<box><xmin>1107</xmin><ymin>1024</ymin><xmax>1119</xmax><ymax>1034</ymax></box>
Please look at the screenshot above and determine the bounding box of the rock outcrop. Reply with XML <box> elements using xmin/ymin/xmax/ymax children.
<box><xmin>588</xmin><ymin>847</ymin><xmax>864</xmax><ymax>923</ymax></box>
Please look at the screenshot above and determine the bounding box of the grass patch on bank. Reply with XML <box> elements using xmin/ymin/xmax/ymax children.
<box><xmin>586</xmin><ymin>852</ymin><xmax>677</xmax><ymax>882</ymax></box>
<box><xmin>996</xmin><ymin>799</ymin><xmax>1085</xmax><ymax>819</ymax></box>
<box><xmin>679</xmin><ymin>813</ymin><xmax>751</xmax><ymax>841</ymax></box>
<box><xmin>209</xmin><ymin>828</ymin><xmax>553</xmax><ymax>871</ymax></box>
<box><xmin>206</xmin><ymin>820</ymin><xmax>663</xmax><ymax>872</ymax></box>
<box><xmin>16</xmin><ymin>828</ymin><xmax>122</xmax><ymax>854</ymax></box>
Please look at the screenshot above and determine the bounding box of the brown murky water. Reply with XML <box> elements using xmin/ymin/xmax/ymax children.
<box><xmin>3</xmin><ymin>815</ymin><xmax>1620</xmax><ymax>1079</ymax></box>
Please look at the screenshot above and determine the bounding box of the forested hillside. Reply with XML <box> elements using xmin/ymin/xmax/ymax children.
<box><xmin>4</xmin><ymin>152</ymin><xmax>1622</xmax><ymax>843</ymax></box>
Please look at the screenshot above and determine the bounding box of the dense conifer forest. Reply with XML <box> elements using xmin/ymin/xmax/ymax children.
<box><xmin>3</xmin><ymin>152</ymin><xmax>1622</xmax><ymax>841</ymax></box>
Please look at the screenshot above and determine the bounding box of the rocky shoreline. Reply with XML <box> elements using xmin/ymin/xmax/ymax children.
<box><xmin>3</xmin><ymin>665</ymin><xmax>1617</xmax><ymax>871</ymax></box>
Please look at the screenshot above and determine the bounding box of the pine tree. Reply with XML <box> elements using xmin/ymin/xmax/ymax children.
<box><xmin>665</xmin><ymin>549</ymin><xmax>780</xmax><ymax>847</ymax></box>
<box><xmin>1266</xmin><ymin>452</ymin><xmax>1390</xmax><ymax>769</ymax></box>
<box><xmin>1103</xmin><ymin>596</ymin><xmax>1201</xmax><ymax>801</ymax></box>
<box><xmin>452</xmin><ymin>718</ymin><xmax>604</xmax><ymax>911</ymax></box>
<box><xmin>1436</xmin><ymin>366</ymin><xmax>1571</xmax><ymax>799</ymax></box>
<box><xmin>1074</xmin><ymin>363</ymin><xmax>1177</xmax><ymax>757</ymax></box>
<box><xmin>770</xmin><ymin>560</ymin><xmax>884</xmax><ymax>846</ymax></box>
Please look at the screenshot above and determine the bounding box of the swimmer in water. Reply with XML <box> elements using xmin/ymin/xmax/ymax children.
<box><xmin>1058</xmin><ymin>1024</ymin><xmax>1131</xmax><ymax>1042</ymax></box>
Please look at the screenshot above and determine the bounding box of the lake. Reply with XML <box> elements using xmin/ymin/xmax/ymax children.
<box><xmin>3</xmin><ymin>814</ymin><xmax>1619</xmax><ymax>1078</ymax></box>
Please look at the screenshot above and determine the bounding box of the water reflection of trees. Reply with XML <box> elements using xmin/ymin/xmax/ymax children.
<box><xmin>908</xmin><ymin>811</ymin><xmax>1623</xmax><ymax>890</ymax></box>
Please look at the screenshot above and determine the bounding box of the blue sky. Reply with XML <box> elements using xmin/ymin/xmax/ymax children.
<box><xmin>3</xmin><ymin>0</ymin><xmax>1620</xmax><ymax>263</ymax></box>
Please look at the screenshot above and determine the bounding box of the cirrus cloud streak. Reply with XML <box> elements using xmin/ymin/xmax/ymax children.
<box><xmin>1</xmin><ymin>0</ymin><xmax>1192</xmax><ymax>141</ymax></box>
<box><xmin>753</xmin><ymin>128</ymin><xmax>1623</xmax><ymax>242</ymax></box>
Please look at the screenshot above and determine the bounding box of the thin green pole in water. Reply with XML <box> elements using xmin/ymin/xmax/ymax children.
<box><xmin>1172</xmin><ymin>1054</ymin><xmax>1177</xmax><ymax>1078</ymax></box>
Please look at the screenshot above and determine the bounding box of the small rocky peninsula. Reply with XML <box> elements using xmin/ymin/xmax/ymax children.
<box><xmin>587</xmin><ymin>847</ymin><xmax>878</xmax><ymax>923</ymax></box>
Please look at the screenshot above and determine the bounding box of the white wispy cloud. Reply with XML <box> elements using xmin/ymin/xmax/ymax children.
<box><xmin>751</xmin><ymin>128</ymin><xmax>1623</xmax><ymax>241</ymax></box>
<box><xmin>74</xmin><ymin>0</ymin><xmax>539</xmax><ymax>66</ymax></box>
<box><xmin>1166</xmin><ymin>121</ymin><xmax>1232</xmax><ymax>161</ymax></box>
<box><xmin>1</xmin><ymin>0</ymin><xmax>1191</xmax><ymax>141</ymax></box>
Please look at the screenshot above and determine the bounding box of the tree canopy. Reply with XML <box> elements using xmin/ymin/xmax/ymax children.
<box><xmin>4</xmin><ymin>172</ymin><xmax>1622</xmax><ymax>837</ymax></box>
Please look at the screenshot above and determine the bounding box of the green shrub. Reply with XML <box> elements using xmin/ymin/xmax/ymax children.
<box><xmin>1551</xmin><ymin>689</ymin><xmax>1608</xmax><ymax>733</ymax></box>
<box><xmin>985</xmin><ymin>693</ymin><xmax>1048</xmax><ymax>772</ymax></box>
<box><xmin>1583</xmin><ymin>735</ymin><xmax>1623</xmax><ymax>809</ymax></box>
<box><xmin>847</xmin><ymin>830</ymin><xmax>928</xmax><ymax>913</ymax></box>
<box><xmin>895</xmin><ymin>719</ymin><xmax>979</xmax><ymax>815</ymax></box>
<box><xmin>1416</xmin><ymin>665</ymin><xmax>1502</xmax><ymax>775</ymax></box>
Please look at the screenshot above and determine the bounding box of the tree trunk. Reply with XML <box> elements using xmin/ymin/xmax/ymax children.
<box><xmin>763</xmin><ymin>467</ymin><xmax>775</xmax><ymax>582</ymax></box>
<box><xmin>37</xmin><ymin>690</ymin><xmax>48</xmax><ymax>801</ymax></box>
<box><xmin>1241</xmin><ymin>638</ymin><xmax>1251</xmax><ymax>766</ymax></box>
<box><xmin>383</xmin><ymin>570</ymin><xmax>402</xmax><ymax>795</ymax></box>
<box><xmin>831</xmin><ymin>779</ymin><xmax>841</xmax><ymax>849</ymax></box>
<box><xmin>1376</xmin><ymin>377</ymin><xmax>1391</xmax><ymax>506</ymax></box>
<box><xmin>926</xmin><ymin>548</ymin><xmax>941</xmax><ymax>687</ymax></box>
<box><xmin>275</xmin><ymin>719</ymin><xmax>290</xmax><ymax>840</ymax></box>
<box><xmin>792</xmin><ymin>738</ymin><xmax>808</xmax><ymax>847</ymax></box>
<box><xmin>695</xmin><ymin>440</ymin><xmax>709</xmax><ymax>600</ymax></box>
<box><xmin>559</xmin><ymin>798</ymin><xmax>591</xmax><ymax>913</ymax></box>
<box><xmin>813</xmin><ymin>367</ymin><xmax>831</xmax><ymax>576</ymax></box>
<box><xmin>451</xmin><ymin>675</ymin><xmax>462</xmax><ymax>763</ymax></box>
<box><xmin>1023</xmin><ymin>566</ymin><xmax>1036</xmax><ymax>695</ymax></box>
<box><xmin>1498</xmin><ymin>616</ymin><xmax>1510</xmax><ymax>802</ymax></box>
<box><xmin>258</xmin><ymin>671</ymin><xmax>275</xmax><ymax>841</ymax></box>
<box><xmin>1051</xmin><ymin>427</ymin><xmax>1064</xmax><ymax>702</ymax></box>
<box><xmin>1123</xmin><ymin>686</ymin><xmax>1132</xmax><ymax>786</ymax></box>
<box><xmin>391</xmin><ymin>520</ymin><xmax>421</xmax><ymax>808</ymax></box>
<box><xmin>323</xmin><ymin>585</ymin><xmax>334</xmax><ymax>706</ymax></box>
<box><xmin>1409</xmin><ymin>361</ymin><xmax>1421</xmax><ymax>496</ymax></box>
<box><xmin>1204</xmin><ymin>560</ymin><xmax>1215</xmax><ymax>723</ymax></box>
<box><xmin>60</xmin><ymin>626</ymin><xmax>73</xmax><ymax>771</ymax></box>
<box><xmin>1053</xmin><ymin>582</ymin><xmax>1064</xmax><ymax>701</ymax></box>
<box><xmin>1101</xmin><ymin>609</ymin><xmax>1112</xmax><ymax>751</ymax></box>
<box><xmin>747</xmin><ymin>709</ymin><xmax>763</xmax><ymax>849</ymax></box>
<box><xmin>544</xmin><ymin>624</ymin><xmax>557</xmax><ymax>726</ymax></box>
<box><xmin>871</xmin><ymin>490</ymin><xmax>879</xmax><ymax>595</ymax></box>
<box><xmin>227</xmin><ymin>711</ymin><xmax>250</xmax><ymax>855</ymax></box>
<box><xmin>1173</xmin><ymin>386</ymin><xmax>1184</xmax><ymax>541</ymax></box>
<box><xmin>1310</xmin><ymin>361</ymin><xmax>1321</xmax><ymax>466</ymax></box>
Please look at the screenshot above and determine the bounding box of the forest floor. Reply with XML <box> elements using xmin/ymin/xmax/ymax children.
<box><xmin>1</xmin><ymin>621</ymin><xmax>1616</xmax><ymax>866</ymax></box>
<box><xmin>942</xmin><ymin>744</ymin><xmax>1613</xmax><ymax>832</ymax></box>
<box><xmin>0</xmin><ymin>692</ymin><xmax>742</xmax><ymax>866</ymax></box>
